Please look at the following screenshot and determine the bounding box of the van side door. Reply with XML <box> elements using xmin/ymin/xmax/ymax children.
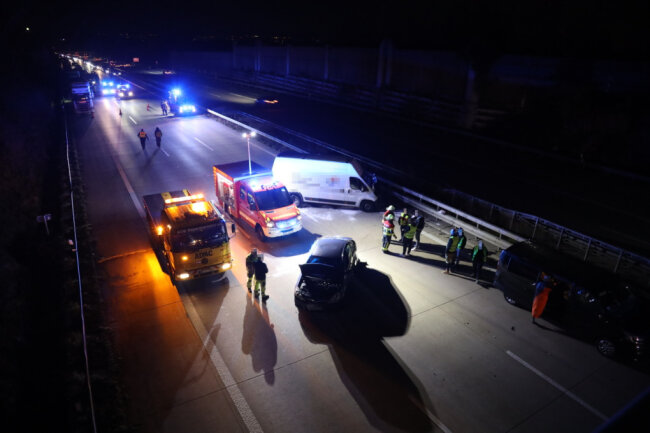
<box><xmin>348</xmin><ymin>177</ymin><xmax>371</xmax><ymax>207</ymax></box>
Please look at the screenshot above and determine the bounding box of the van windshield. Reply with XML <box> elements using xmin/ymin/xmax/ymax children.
<box><xmin>255</xmin><ymin>187</ymin><xmax>292</xmax><ymax>210</ymax></box>
<box><xmin>171</xmin><ymin>222</ymin><xmax>228</xmax><ymax>251</ymax></box>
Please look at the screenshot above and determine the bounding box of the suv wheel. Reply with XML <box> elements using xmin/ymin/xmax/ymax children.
<box><xmin>504</xmin><ymin>293</ymin><xmax>517</xmax><ymax>305</ymax></box>
<box><xmin>596</xmin><ymin>337</ymin><xmax>617</xmax><ymax>358</ymax></box>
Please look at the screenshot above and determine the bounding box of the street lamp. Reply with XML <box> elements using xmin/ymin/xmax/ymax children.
<box><xmin>242</xmin><ymin>131</ymin><xmax>256</xmax><ymax>174</ymax></box>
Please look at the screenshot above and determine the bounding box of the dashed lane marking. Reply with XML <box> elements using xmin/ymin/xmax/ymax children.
<box><xmin>194</xmin><ymin>137</ymin><xmax>214</xmax><ymax>151</ymax></box>
<box><xmin>506</xmin><ymin>350</ymin><xmax>608</xmax><ymax>421</ymax></box>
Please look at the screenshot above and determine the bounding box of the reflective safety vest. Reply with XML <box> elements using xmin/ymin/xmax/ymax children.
<box><xmin>447</xmin><ymin>235</ymin><xmax>460</xmax><ymax>253</ymax></box>
<box><xmin>472</xmin><ymin>245</ymin><xmax>488</xmax><ymax>262</ymax></box>
<box><xmin>382</xmin><ymin>225</ymin><xmax>394</xmax><ymax>236</ymax></box>
<box><xmin>138</xmin><ymin>131</ymin><xmax>146</xmax><ymax>138</ymax></box>
<box><xmin>404</xmin><ymin>224</ymin><xmax>417</xmax><ymax>239</ymax></box>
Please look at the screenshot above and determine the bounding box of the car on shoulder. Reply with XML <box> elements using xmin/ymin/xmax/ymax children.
<box><xmin>495</xmin><ymin>241</ymin><xmax>649</xmax><ymax>360</ymax></box>
<box><xmin>295</xmin><ymin>237</ymin><xmax>360</xmax><ymax>310</ymax></box>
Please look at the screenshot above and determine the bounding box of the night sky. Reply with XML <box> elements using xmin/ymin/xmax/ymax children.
<box><xmin>4</xmin><ymin>1</ymin><xmax>650</xmax><ymax>59</ymax></box>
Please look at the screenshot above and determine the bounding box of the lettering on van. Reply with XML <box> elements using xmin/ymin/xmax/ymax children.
<box><xmin>195</xmin><ymin>250</ymin><xmax>213</xmax><ymax>259</ymax></box>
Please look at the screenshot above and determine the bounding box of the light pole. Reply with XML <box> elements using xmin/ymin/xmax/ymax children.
<box><xmin>242</xmin><ymin>131</ymin><xmax>256</xmax><ymax>174</ymax></box>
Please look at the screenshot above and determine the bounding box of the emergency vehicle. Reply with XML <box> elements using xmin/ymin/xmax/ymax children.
<box><xmin>167</xmin><ymin>87</ymin><xmax>198</xmax><ymax>115</ymax></box>
<box><xmin>143</xmin><ymin>190</ymin><xmax>235</xmax><ymax>283</ymax></box>
<box><xmin>116</xmin><ymin>83</ymin><xmax>134</xmax><ymax>99</ymax></box>
<box><xmin>213</xmin><ymin>161</ymin><xmax>302</xmax><ymax>241</ymax></box>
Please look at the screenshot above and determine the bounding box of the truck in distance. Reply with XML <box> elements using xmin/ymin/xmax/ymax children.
<box><xmin>143</xmin><ymin>190</ymin><xmax>235</xmax><ymax>283</ymax></box>
<box><xmin>213</xmin><ymin>160</ymin><xmax>302</xmax><ymax>241</ymax></box>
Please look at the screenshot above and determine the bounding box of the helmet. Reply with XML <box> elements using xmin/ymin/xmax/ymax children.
<box><xmin>386</xmin><ymin>205</ymin><xmax>395</xmax><ymax>211</ymax></box>
<box><xmin>450</xmin><ymin>228</ymin><xmax>456</xmax><ymax>236</ymax></box>
<box><xmin>385</xmin><ymin>213</ymin><xmax>394</xmax><ymax>221</ymax></box>
<box><xmin>458</xmin><ymin>227</ymin><xmax>463</xmax><ymax>235</ymax></box>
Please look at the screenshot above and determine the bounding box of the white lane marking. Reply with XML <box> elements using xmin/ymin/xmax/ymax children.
<box><xmin>159</xmin><ymin>147</ymin><xmax>170</xmax><ymax>157</ymax></box>
<box><xmin>108</xmin><ymin>141</ymin><xmax>264</xmax><ymax>432</ymax></box>
<box><xmin>128</xmin><ymin>116</ymin><xmax>137</xmax><ymax>125</ymax></box>
<box><xmin>194</xmin><ymin>137</ymin><xmax>214</xmax><ymax>151</ymax></box>
<box><xmin>179</xmin><ymin>285</ymin><xmax>264</xmax><ymax>433</ymax></box>
<box><xmin>506</xmin><ymin>350</ymin><xmax>608</xmax><ymax>421</ymax></box>
<box><xmin>110</xmin><ymin>148</ymin><xmax>146</xmax><ymax>220</ymax></box>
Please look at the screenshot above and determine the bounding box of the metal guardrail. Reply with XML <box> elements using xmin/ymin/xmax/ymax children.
<box><xmin>381</xmin><ymin>178</ymin><xmax>526</xmax><ymax>251</ymax></box>
<box><xmin>63</xmin><ymin>106</ymin><xmax>98</xmax><ymax>433</ymax></box>
<box><xmin>445</xmin><ymin>189</ymin><xmax>650</xmax><ymax>288</ymax></box>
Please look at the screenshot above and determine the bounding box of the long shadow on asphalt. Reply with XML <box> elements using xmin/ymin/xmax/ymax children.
<box><xmin>298</xmin><ymin>264</ymin><xmax>435</xmax><ymax>432</ymax></box>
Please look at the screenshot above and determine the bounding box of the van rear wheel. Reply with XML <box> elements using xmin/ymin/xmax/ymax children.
<box><xmin>360</xmin><ymin>200</ymin><xmax>375</xmax><ymax>212</ymax></box>
<box><xmin>290</xmin><ymin>193</ymin><xmax>304</xmax><ymax>208</ymax></box>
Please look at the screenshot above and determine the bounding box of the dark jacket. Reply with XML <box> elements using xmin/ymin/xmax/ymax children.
<box><xmin>254</xmin><ymin>260</ymin><xmax>268</xmax><ymax>280</ymax></box>
<box><xmin>414</xmin><ymin>215</ymin><xmax>425</xmax><ymax>231</ymax></box>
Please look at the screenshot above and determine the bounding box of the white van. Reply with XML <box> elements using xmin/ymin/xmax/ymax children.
<box><xmin>272</xmin><ymin>152</ymin><xmax>378</xmax><ymax>212</ymax></box>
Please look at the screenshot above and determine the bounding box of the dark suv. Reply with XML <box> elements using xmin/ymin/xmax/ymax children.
<box><xmin>494</xmin><ymin>242</ymin><xmax>648</xmax><ymax>360</ymax></box>
<box><xmin>295</xmin><ymin>237</ymin><xmax>359</xmax><ymax>310</ymax></box>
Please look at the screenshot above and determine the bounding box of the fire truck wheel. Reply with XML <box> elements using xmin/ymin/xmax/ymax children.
<box><xmin>255</xmin><ymin>225</ymin><xmax>267</xmax><ymax>242</ymax></box>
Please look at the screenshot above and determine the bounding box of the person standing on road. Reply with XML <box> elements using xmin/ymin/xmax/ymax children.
<box><xmin>254</xmin><ymin>254</ymin><xmax>269</xmax><ymax>301</ymax></box>
<box><xmin>412</xmin><ymin>209</ymin><xmax>425</xmax><ymax>250</ymax></box>
<box><xmin>401</xmin><ymin>221</ymin><xmax>417</xmax><ymax>256</ymax></box>
<box><xmin>137</xmin><ymin>129</ymin><xmax>148</xmax><ymax>150</ymax></box>
<box><xmin>382</xmin><ymin>214</ymin><xmax>397</xmax><ymax>253</ymax></box>
<box><xmin>471</xmin><ymin>240</ymin><xmax>489</xmax><ymax>282</ymax></box>
<box><xmin>154</xmin><ymin>127</ymin><xmax>163</xmax><ymax>147</ymax></box>
<box><xmin>443</xmin><ymin>228</ymin><xmax>459</xmax><ymax>274</ymax></box>
<box><xmin>245</xmin><ymin>248</ymin><xmax>258</xmax><ymax>293</ymax></box>
<box><xmin>398</xmin><ymin>208</ymin><xmax>410</xmax><ymax>241</ymax></box>
<box><xmin>161</xmin><ymin>100</ymin><xmax>168</xmax><ymax>116</ymax></box>
<box><xmin>532</xmin><ymin>273</ymin><xmax>554</xmax><ymax>323</ymax></box>
<box><xmin>455</xmin><ymin>227</ymin><xmax>467</xmax><ymax>266</ymax></box>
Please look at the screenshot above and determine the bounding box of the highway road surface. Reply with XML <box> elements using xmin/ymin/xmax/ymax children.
<box><xmin>71</xmin><ymin>92</ymin><xmax>650</xmax><ymax>432</ymax></box>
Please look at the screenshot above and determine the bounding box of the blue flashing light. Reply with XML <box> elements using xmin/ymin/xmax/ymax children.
<box><xmin>172</xmin><ymin>88</ymin><xmax>181</xmax><ymax>96</ymax></box>
<box><xmin>179</xmin><ymin>104</ymin><xmax>196</xmax><ymax>113</ymax></box>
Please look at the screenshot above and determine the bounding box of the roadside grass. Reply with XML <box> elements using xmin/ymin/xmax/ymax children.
<box><xmin>0</xmin><ymin>52</ymin><xmax>131</xmax><ymax>432</ymax></box>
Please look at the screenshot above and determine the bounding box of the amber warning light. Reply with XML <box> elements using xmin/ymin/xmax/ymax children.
<box><xmin>164</xmin><ymin>193</ymin><xmax>204</xmax><ymax>204</ymax></box>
